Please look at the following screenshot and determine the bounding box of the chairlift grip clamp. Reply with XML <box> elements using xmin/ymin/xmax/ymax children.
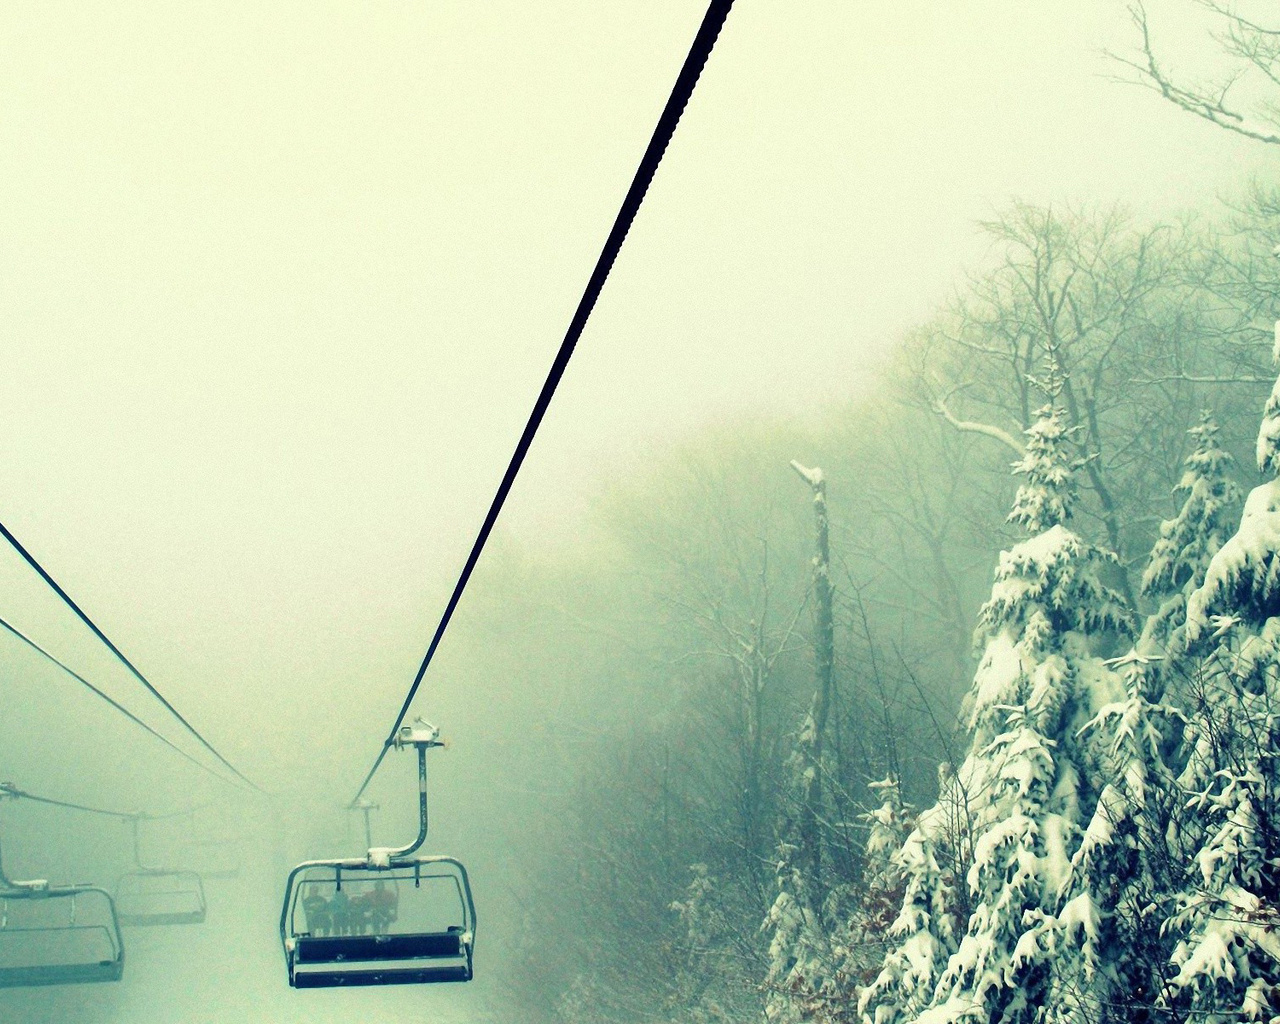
<box><xmin>393</xmin><ymin>718</ymin><xmax>444</xmax><ymax>751</ymax></box>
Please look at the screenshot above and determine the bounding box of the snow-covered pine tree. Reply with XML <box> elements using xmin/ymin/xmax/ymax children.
<box><xmin>860</xmin><ymin>400</ymin><xmax>1132</xmax><ymax>1024</ymax></box>
<box><xmin>1031</xmin><ymin>414</ymin><xmax>1245</xmax><ymax>1022</ymax></box>
<box><xmin>857</xmin><ymin>763</ymin><xmax>967</xmax><ymax>1024</ymax></box>
<box><xmin>765</xmin><ymin>778</ymin><xmax>913</xmax><ymax>1024</ymax></box>
<box><xmin>1156</xmin><ymin>346</ymin><xmax>1280</xmax><ymax>1023</ymax></box>
<box><xmin>856</xmin><ymin>777</ymin><xmax>912</xmax><ymax>949</ymax></box>
<box><xmin>761</xmin><ymin>714</ymin><xmax>855</xmax><ymax>1023</ymax></box>
<box><xmin>668</xmin><ymin>864</ymin><xmax>764</xmax><ymax>1022</ymax></box>
<box><xmin>1141</xmin><ymin>414</ymin><xmax>1242</xmax><ymax>651</ymax></box>
<box><xmin>1043</xmin><ymin>650</ymin><xmax>1184</xmax><ymax>1023</ymax></box>
<box><xmin>763</xmin><ymin>840</ymin><xmax>835</xmax><ymax>1023</ymax></box>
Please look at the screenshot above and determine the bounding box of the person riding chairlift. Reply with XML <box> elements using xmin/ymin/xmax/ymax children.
<box><xmin>328</xmin><ymin>886</ymin><xmax>352</xmax><ymax>936</ymax></box>
<box><xmin>368</xmin><ymin>879</ymin><xmax>398</xmax><ymax>934</ymax></box>
<box><xmin>301</xmin><ymin>884</ymin><xmax>331</xmax><ymax>937</ymax></box>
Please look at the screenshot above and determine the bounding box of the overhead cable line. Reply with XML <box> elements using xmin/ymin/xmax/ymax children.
<box><xmin>0</xmin><ymin>518</ymin><xmax>260</xmax><ymax>791</ymax></box>
<box><xmin>0</xmin><ymin>613</ymin><xmax>226</xmax><ymax>783</ymax></box>
<box><xmin>0</xmin><ymin>782</ymin><xmax>195</xmax><ymax>822</ymax></box>
<box><xmin>351</xmin><ymin>0</ymin><xmax>739</xmax><ymax>805</ymax></box>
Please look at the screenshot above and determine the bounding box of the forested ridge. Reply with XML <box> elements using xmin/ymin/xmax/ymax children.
<box><xmin>435</xmin><ymin>8</ymin><xmax>1280</xmax><ymax>1023</ymax></box>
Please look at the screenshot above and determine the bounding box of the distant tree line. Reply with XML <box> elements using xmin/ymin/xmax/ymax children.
<box><xmin>446</xmin><ymin>8</ymin><xmax>1280</xmax><ymax>1022</ymax></box>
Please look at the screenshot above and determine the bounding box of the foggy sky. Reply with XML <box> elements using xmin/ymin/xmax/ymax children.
<box><xmin>0</xmin><ymin>1</ymin><xmax>1268</xmax><ymax>1019</ymax></box>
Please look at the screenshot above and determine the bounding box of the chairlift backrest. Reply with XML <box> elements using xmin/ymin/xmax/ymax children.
<box><xmin>115</xmin><ymin>869</ymin><xmax>206</xmax><ymax>927</ymax></box>
<box><xmin>0</xmin><ymin>885</ymin><xmax>125</xmax><ymax>987</ymax></box>
<box><xmin>115</xmin><ymin>815</ymin><xmax>207</xmax><ymax>926</ymax></box>
<box><xmin>281</xmin><ymin>855</ymin><xmax>475</xmax><ymax>987</ymax></box>
<box><xmin>184</xmin><ymin>836</ymin><xmax>242</xmax><ymax>880</ymax></box>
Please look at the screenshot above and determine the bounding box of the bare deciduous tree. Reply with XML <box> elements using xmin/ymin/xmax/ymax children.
<box><xmin>899</xmin><ymin>204</ymin><xmax>1246</xmax><ymax>606</ymax></box>
<box><xmin>1118</xmin><ymin>0</ymin><xmax>1280</xmax><ymax>146</ymax></box>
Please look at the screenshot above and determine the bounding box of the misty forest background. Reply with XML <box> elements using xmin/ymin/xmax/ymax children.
<box><xmin>7</xmin><ymin>5</ymin><xmax>1280</xmax><ymax>1024</ymax></box>
<box><xmin>433</xmin><ymin>7</ymin><xmax>1280</xmax><ymax>1023</ymax></box>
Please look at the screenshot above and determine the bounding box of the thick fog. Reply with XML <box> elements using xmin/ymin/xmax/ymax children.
<box><xmin>2</xmin><ymin>1</ymin><xmax>1276</xmax><ymax>1022</ymax></box>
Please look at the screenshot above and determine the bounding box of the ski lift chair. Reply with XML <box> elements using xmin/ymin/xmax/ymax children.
<box><xmin>184</xmin><ymin>834</ymin><xmax>243</xmax><ymax>881</ymax></box>
<box><xmin>280</xmin><ymin>721</ymin><xmax>476</xmax><ymax>988</ymax></box>
<box><xmin>0</xmin><ymin>843</ymin><xmax>124</xmax><ymax>988</ymax></box>
<box><xmin>0</xmin><ymin>882</ymin><xmax>125</xmax><ymax>987</ymax></box>
<box><xmin>115</xmin><ymin>816</ymin><xmax>206</xmax><ymax>927</ymax></box>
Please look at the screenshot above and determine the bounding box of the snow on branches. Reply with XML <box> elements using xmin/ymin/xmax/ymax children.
<box><xmin>862</xmin><ymin>403</ymin><xmax>1133</xmax><ymax>1024</ymax></box>
<box><xmin>1142</xmin><ymin>415</ymin><xmax>1242</xmax><ymax>650</ymax></box>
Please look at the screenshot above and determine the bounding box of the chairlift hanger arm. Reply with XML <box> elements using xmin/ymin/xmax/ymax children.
<box><xmin>0</xmin><ymin>818</ymin><xmax>107</xmax><ymax>897</ymax></box>
<box><xmin>349</xmin><ymin>0</ymin><xmax>739</xmax><ymax>805</ymax></box>
<box><xmin>126</xmin><ymin>816</ymin><xmax>157</xmax><ymax>872</ymax></box>
<box><xmin>369</xmin><ymin>733</ymin><xmax>433</xmax><ymax>863</ymax></box>
<box><xmin>0</xmin><ymin>833</ymin><xmax>30</xmax><ymax>891</ymax></box>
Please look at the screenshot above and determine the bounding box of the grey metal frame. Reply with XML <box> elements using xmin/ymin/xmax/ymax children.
<box><xmin>115</xmin><ymin>816</ymin><xmax>207</xmax><ymax>927</ymax></box>
<box><xmin>279</xmin><ymin>725</ymin><xmax>477</xmax><ymax>988</ymax></box>
<box><xmin>280</xmin><ymin>855</ymin><xmax>476</xmax><ymax>987</ymax></box>
<box><xmin>0</xmin><ymin>844</ymin><xmax>125</xmax><ymax>988</ymax></box>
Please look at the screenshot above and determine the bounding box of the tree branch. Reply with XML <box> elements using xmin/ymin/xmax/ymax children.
<box><xmin>1114</xmin><ymin>1</ymin><xmax>1280</xmax><ymax>146</ymax></box>
<box><xmin>931</xmin><ymin>397</ymin><xmax>1026</xmax><ymax>455</ymax></box>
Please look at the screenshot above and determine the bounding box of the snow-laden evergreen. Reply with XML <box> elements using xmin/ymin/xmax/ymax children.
<box><xmin>761</xmin><ymin>727</ymin><xmax>875</xmax><ymax>1023</ymax></box>
<box><xmin>1042</xmin><ymin>650</ymin><xmax>1184</xmax><ymax>1023</ymax></box>
<box><xmin>1157</xmin><ymin>361</ymin><xmax>1280</xmax><ymax>1023</ymax></box>
<box><xmin>861</xmin><ymin>403</ymin><xmax>1132</xmax><ymax>1024</ymax></box>
<box><xmin>763</xmin><ymin>841</ymin><xmax>829</xmax><ymax>1023</ymax></box>
<box><xmin>763</xmin><ymin>778</ymin><xmax>912</xmax><ymax>1024</ymax></box>
<box><xmin>1023</xmin><ymin>414</ymin><xmax>1247</xmax><ymax>1021</ymax></box>
<box><xmin>1141</xmin><ymin>414</ymin><xmax>1242</xmax><ymax>650</ymax></box>
<box><xmin>857</xmin><ymin>762</ymin><xmax>967</xmax><ymax>1024</ymax></box>
<box><xmin>856</xmin><ymin>777</ymin><xmax>912</xmax><ymax>947</ymax></box>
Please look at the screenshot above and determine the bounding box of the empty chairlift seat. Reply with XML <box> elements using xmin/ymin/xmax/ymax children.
<box><xmin>184</xmin><ymin>834</ymin><xmax>243</xmax><ymax>881</ymax></box>
<box><xmin>0</xmin><ymin>883</ymin><xmax>125</xmax><ymax>987</ymax></box>
<box><xmin>114</xmin><ymin>814</ymin><xmax>207</xmax><ymax>926</ymax></box>
<box><xmin>282</xmin><ymin>857</ymin><xmax>475</xmax><ymax>988</ymax></box>
<box><xmin>115</xmin><ymin>869</ymin><xmax>206</xmax><ymax>927</ymax></box>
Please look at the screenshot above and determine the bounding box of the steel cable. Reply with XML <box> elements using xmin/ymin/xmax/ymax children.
<box><xmin>351</xmin><ymin>0</ymin><xmax>739</xmax><ymax>804</ymax></box>
<box><xmin>0</xmin><ymin>518</ymin><xmax>259</xmax><ymax>791</ymax></box>
<box><xmin>0</xmin><ymin>782</ymin><xmax>207</xmax><ymax>823</ymax></box>
<box><xmin>1</xmin><ymin>782</ymin><xmax>140</xmax><ymax>821</ymax></box>
<box><xmin>0</xmin><ymin>613</ymin><xmax>220</xmax><ymax>781</ymax></box>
